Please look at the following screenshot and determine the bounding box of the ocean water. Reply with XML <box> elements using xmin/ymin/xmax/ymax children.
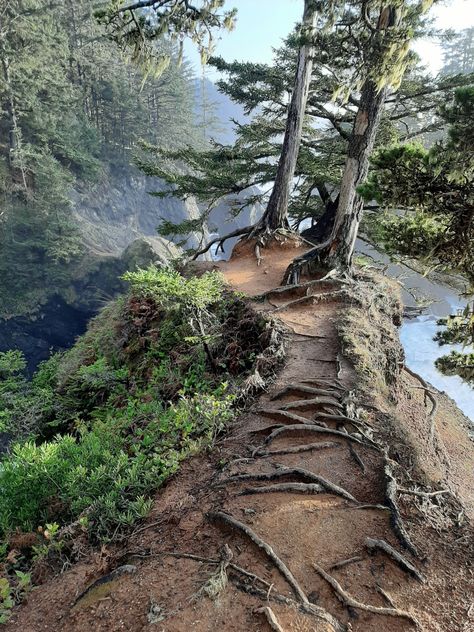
<box><xmin>400</xmin><ymin>315</ymin><xmax>473</xmax><ymax>422</ymax></box>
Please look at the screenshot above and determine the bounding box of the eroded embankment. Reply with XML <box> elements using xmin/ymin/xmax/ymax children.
<box><xmin>6</xmin><ymin>237</ymin><xmax>474</xmax><ymax>632</ymax></box>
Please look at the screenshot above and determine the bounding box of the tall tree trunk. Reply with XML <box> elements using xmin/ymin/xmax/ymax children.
<box><xmin>0</xmin><ymin>44</ymin><xmax>28</xmax><ymax>193</ymax></box>
<box><xmin>259</xmin><ymin>0</ymin><xmax>318</xmax><ymax>231</ymax></box>
<box><xmin>322</xmin><ymin>79</ymin><xmax>387</xmax><ymax>270</ymax></box>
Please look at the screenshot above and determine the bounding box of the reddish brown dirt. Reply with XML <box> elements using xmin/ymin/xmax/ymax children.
<box><xmin>6</xmin><ymin>238</ymin><xmax>474</xmax><ymax>632</ymax></box>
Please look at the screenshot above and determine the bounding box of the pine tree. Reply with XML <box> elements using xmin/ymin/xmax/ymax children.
<box><xmin>140</xmin><ymin>1</ymin><xmax>468</xmax><ymax>260</ymax></box>
<box><xmin>0</xmin><ymin>0</ymin><xmax>207</xmax><ymax>317</ymax></box>
<box><xmin>441</xmin><ymin>27</ymin><xmax>474</xmax><ymax>76</ymax></box>
<box><xmin>288</xmin><ymin>1</ymin><xmax>438</xmax><ymax>280</ymax></box>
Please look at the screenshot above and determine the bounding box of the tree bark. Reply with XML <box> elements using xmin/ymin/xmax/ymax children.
<box><xmin>322</xmin><ymin>78</ymin><xmax>387</xmax><ymax>270</ymax></box>
<box><xmin>259</xmin><ymin>0</ymin><xmax>318</xmax><ymax>231</ymax></box>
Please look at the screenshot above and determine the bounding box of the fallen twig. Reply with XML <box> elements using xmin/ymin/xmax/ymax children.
<box><xmin>329</xmin><ymin>555</ymin><xmax>364</xmax><ymax>571</ymax></box>
<box><xmin>398</xmin><ymin>488</ymin><xmax>450</xmax><ymax>499</ymax></box>
<box><xmin>376</xmin><ymin>585</ymin><xmax>397</xmax><ymax>608</ymax></box>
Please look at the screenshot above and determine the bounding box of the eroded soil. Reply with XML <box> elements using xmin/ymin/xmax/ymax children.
<box><xmin>6</xmin><ymin>237</ymin><xmax>474</xmax><ymax>632</ymax></box>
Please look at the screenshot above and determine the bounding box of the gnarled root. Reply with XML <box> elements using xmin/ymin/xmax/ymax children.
<box><xmin>257</xmin><ymin>441</ymin><xmax>338</xmax><ymax>457</ymax></box>
<box><xmin>253</xmin><ymin>423</ymin><xmax>365</xmax><ymax>457</ymax></box>
<box><xmin>365</xmin><ymin>537</ymin><xmax>425</xmax><ymax>582</ymax></box>
<box><xmin>223</xmin><ymin>467</ymin><xmax>358</xmax><ymax>502</ymax></box>
<box><xmin>278</xmin><ymin>396</ymin><xmax>343</xmax><ymax>411</ymax></box>
<box><xmin>312</xmin><ymin>563</ymin><xmax>421</xmax><ymax>629</ymax></box>
<box><xmin>209</xmin><ymin>511</ymin><xmax>309</xmax><ymax>603</ymax></box>
<box><xmin>273</xmin><ymin>290</ymin><xmax>350</xmax><ymax>313</ymax></box>
<box><xmin>270</xmin><ymin>384</ymin><xmax>342</xmax><ymax>401</ymax></box>
<box><xmin>240</xmin><ymin>482</ymin><xmax>324</xmax><ymax>496</ymax></box>
<box><xmin>209</xmin><ymin>511</ymin><xmax>345</xmax><ymax>632</ymax></box>
<box><xmin>384</xmin><ymin>457</ymin><xmax>419</xmax><ymax>557</ymax></box>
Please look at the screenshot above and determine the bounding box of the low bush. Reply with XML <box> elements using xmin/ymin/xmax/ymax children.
<box><xmin>0</xmin><ymin>267</ymin><xmax>267</xmax><ymax>547</ymax></box>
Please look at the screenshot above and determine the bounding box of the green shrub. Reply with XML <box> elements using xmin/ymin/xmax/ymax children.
<box><xmin>0</xmin><ymin>389</ymin><xmax>233</xmax><ymax>540</ymax></box>
<box><xmin>122</xmin><ymin>266</ymin><xmax>224</xmax><ymax>311</ymax></box>
<box><xmin>0</xmin><ymin>268</ymin><xmax>266</xmax><ymax>547</ymax></box>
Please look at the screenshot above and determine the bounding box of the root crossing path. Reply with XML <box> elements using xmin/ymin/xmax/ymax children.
<box><xmin>7</xmin><ymin>238</ymin><xmax>474</xmax><ymax>632</ymax></box>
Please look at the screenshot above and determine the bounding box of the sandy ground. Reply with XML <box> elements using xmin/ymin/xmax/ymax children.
<box><xmin>6</xmin><ymin>237</ymin><xmax>474</xmax><ymax>632</ymax></box>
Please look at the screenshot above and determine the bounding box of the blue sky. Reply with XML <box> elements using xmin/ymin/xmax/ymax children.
<box><xmin>184</xmin><ymin>0</ymin><xmax>474</xmax><ymax>79</ymax></box>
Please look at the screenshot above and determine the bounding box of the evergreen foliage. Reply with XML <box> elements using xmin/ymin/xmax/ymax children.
<box><xmin>136</xmin><ymin>6</ymin><xmax>471</xmax><ymax>249</ymax></box>
<box><xmin>0</xmin><ymin>0</ymin><xmax>204</xmax><ymax>318</ymax></box>
<box><xmin>0</xmin><ymin>269</ymin><xmax>272</xmax><ymax>544</ymax></box>
<box><xmin>361</xmin><ymin>87</ymin><xmax>474</xmax><ymax>382</ymax></box>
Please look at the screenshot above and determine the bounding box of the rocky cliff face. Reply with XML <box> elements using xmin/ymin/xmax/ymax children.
<box><xmin>0</xmin><ymin>236</ymin><xmax>180</xmax><ymax>372</ymax></box>
<box><xmin>71</xmin><ymin>164</ymin><xmax>208</xmax><ymax>255</ymax></box>
<box><xmin>0</xmin><ymin>162</ymin><xmax>263</xmax><ymax>368</ymax></box>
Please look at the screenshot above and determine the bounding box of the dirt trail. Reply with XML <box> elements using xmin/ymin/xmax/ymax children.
<box><xmin>7</xmin><ymin>238</ymin><xmax>474</xmax><ymax>632</ymax></box>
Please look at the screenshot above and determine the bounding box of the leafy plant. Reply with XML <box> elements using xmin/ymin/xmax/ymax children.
<box><xmin>0</xmin><ymin>571</ymin><xmax>32</xmax><ymax>624</ymax></box>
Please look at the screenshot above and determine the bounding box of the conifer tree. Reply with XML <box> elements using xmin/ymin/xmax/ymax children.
<box><xmin>288</xmin><ymin>0</ymin><xmax>438</xmax><ymax>280</ymax></box>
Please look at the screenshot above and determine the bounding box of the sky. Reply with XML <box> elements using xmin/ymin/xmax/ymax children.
<box><xmin>184</xmin><ymin>0</ymin><xmax>474</xmax><ymax>80</ymax></box>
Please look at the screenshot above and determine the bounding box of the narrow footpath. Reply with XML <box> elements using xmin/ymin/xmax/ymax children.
<box><xmin>7</xmin><ymin>237</ymin><xmax>474</xmax><ymax>632</ymax></box>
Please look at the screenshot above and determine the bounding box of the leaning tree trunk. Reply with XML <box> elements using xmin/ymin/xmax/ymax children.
<box><xmin>322</xmin><ymin>79</ymin><xmax>388</xmax><ymax>270</ymax></box>
<box><xmin>259</xmin><ymin>0</ymin><xmax>318</xmax><ymax>231</ymax></box>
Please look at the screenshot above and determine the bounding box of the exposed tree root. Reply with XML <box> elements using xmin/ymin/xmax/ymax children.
<box><xmin>209</xmin><ymin>512</ymin><xmax>345</xmax><ymax>632</ymax></box>
<box><xmin>240</xmin><ymin>482</ymin><xmax>324</xmax><ymax>497</ymax></box>
<box><xmin>348</xmin><ymin>443</ymin><xmax>366</xmax><ymax>472</ymax></box>
<box><xmin>224</xmin><ymin>466</ymin><xmax>358</xmax><ymax>502</ymax></box>
<box><xmin>270</xmin><ymin>384</ymin><xmax>341</xmax><ymax>401</ymax></box>
<box><xmin>129</xmin><ymin>550</ymin><xmax>273</xmax><ymax>591</ymax></box>
<box><xmin>312</xmin><ymin>563</ymin><xmax>421</xmax><ymax>629</ymax></box>
<box><xmin>384</xmin><ymin>458</ymin><xmax>419</xmax><ymax>557</ymax></box>
<box><xmin>272</xmin><ymin>290</ymin><xmax>350</xmax><ymax>313</ymax></box>
<box><xmin>329</xmin><ymin>555</ymin><xmax>364</xmax><ymax>571</ymax></box>
<box><xmin>404</xmin><ymin>366</ymin><xmax>438</xmax><ymax>443</ymax></box>
<box><xmin>254</xmin><ymin>424</ymin><xmax>365</xmax><ymax>456</ymax></box>
<box><xmin>257</xmin><ymin>278</ymin><xmax>346</xmax><ymax>302</ymax></box>
<box><xmin>274</xmin><ymin>465</ymin><xmax>358</xmax><ymax>502</ymax></box>
<box><xmin>257</xmin><ymin>441</ymin><xmax>338</xmax><ymax>457</ymax></box>
<box><xmin>209</xmin><ymin>511</ymin><xmax>309</xmax><ymax>603</ymax></box>
<box><xmin>365</xmin><ymin>537</ymin><xmax>425</xmax><ymax>582</ymax></box>
<box><xmin>255</xmin><ymin>606</ymin><xmax>286</xmax><ymax>632</ymax></box>
<box><xmin>192</xmin><ymin>225</ymin><xmax>255</xmax><ymax>260</ymax></box>
<box><xmin>234</xmin><ymin>580</ymin><xmax>345</xmax><ymax>632</ymax></box>
<box><xmin>191</xmin><ymin>225</ymin><xmax>300</xmax><ymax>261</ymax></box>
<box><xmin>258</xmin><ymin>408</ymin><xmax>321</xmax><ymax>425</ymax></box>
<box><xmin>300</xmin><ymin>377</ymin><xmax>347</xmax><ymax>391</ymax></box>
<box><xmin>278</xmin><ymin>396</ymin><xmax>343</xmax><ymax>411</ymax></box>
